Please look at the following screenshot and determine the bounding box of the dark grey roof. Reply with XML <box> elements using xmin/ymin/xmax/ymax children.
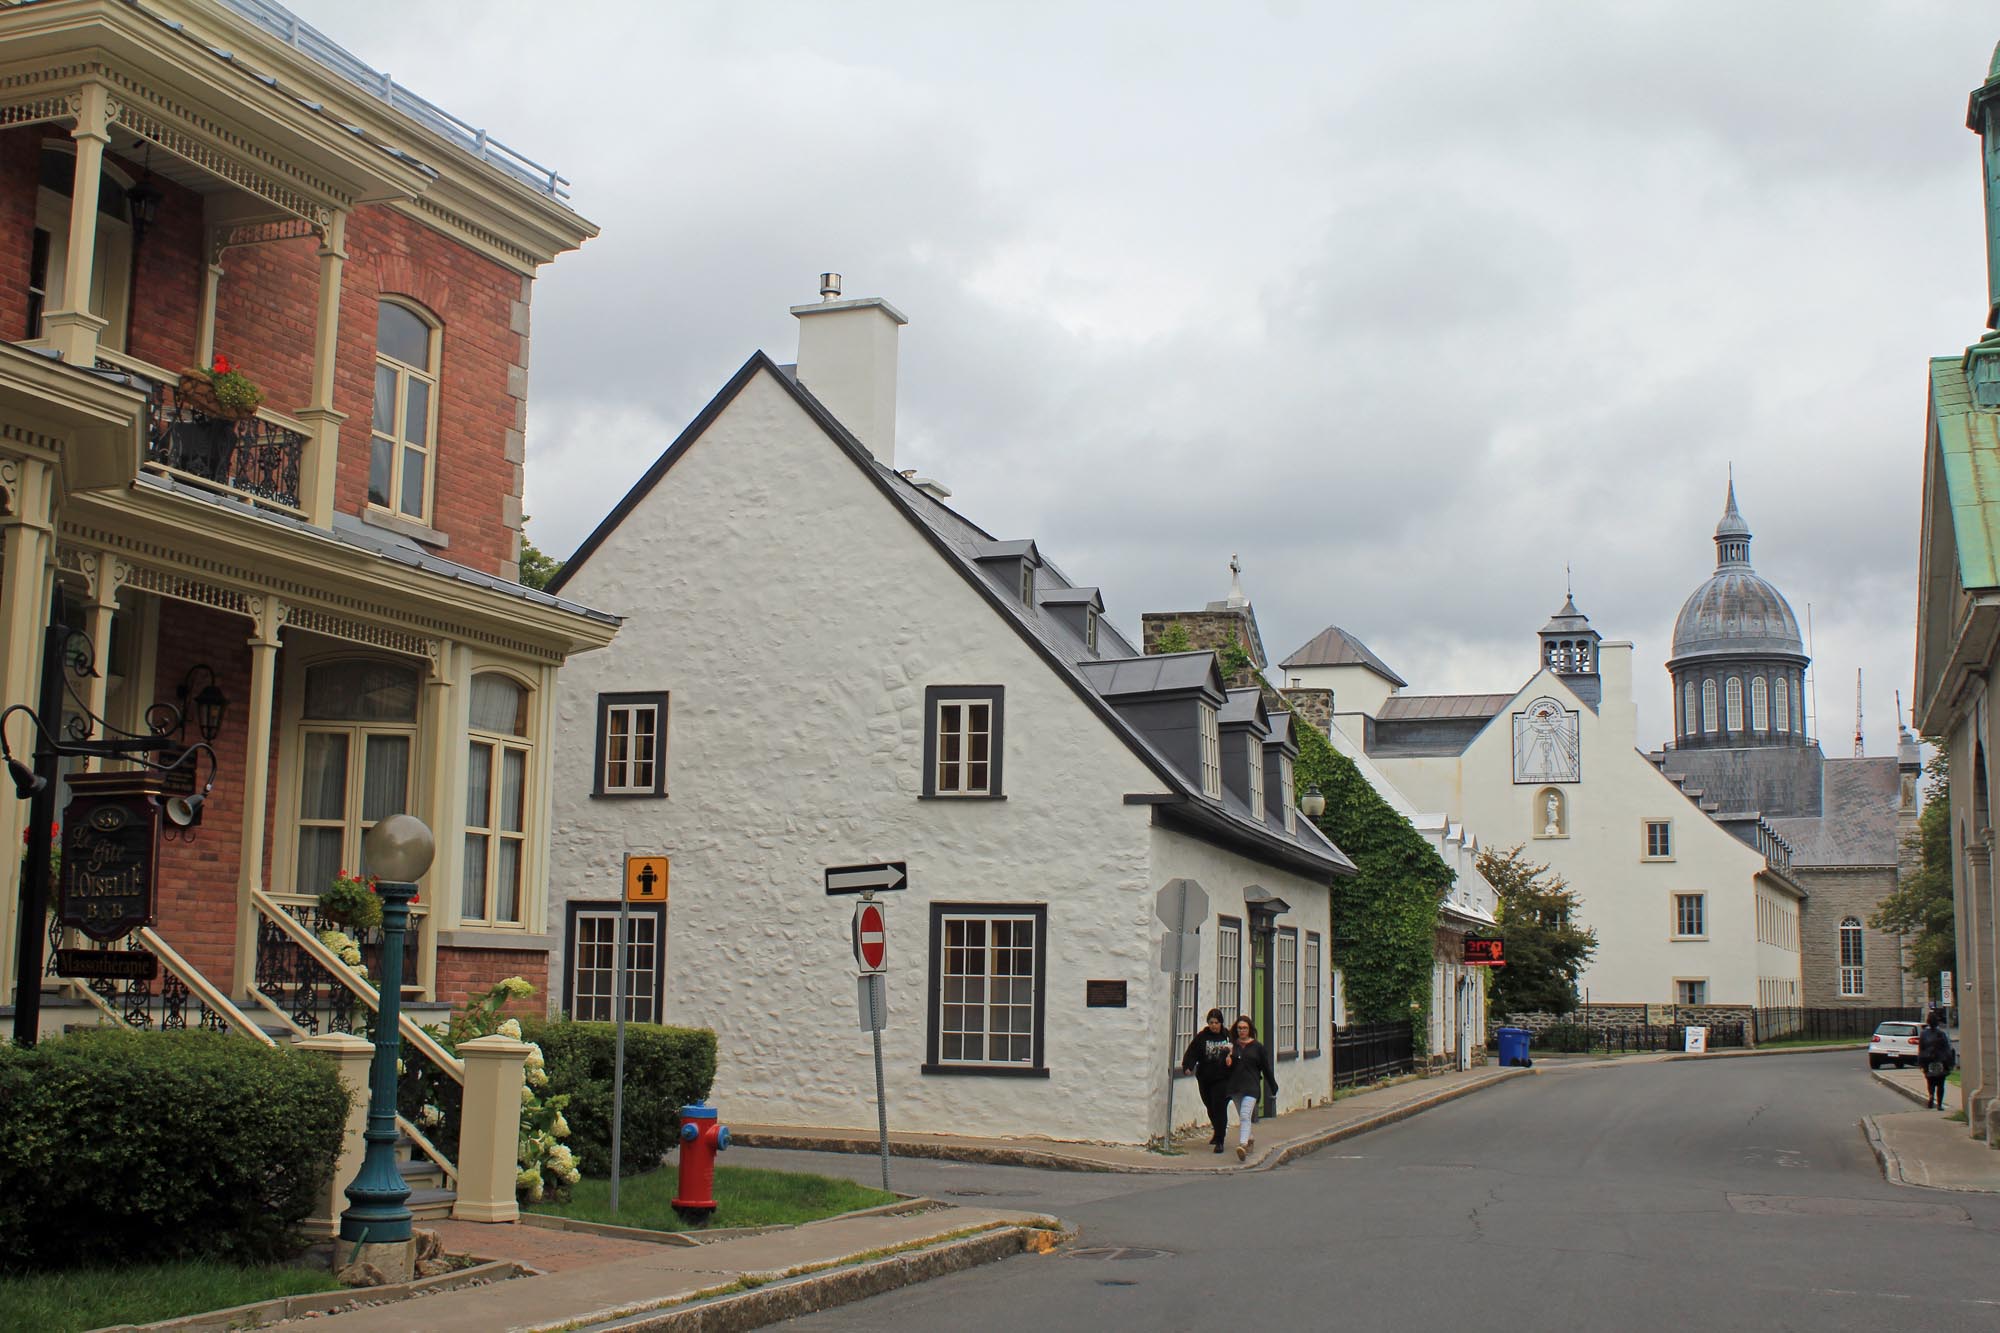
<box><xmin>1767</xmin><ymin>757</ymin><xmax>1901</xmax><ymax>868</ymax></box>
<box><xmin>1278</xmin><ymin>625</ymin><xmax>1408</xmax><ymax>686</ymax></box>
<box><xmin>1039</xmin><ymin>586</ymin><xmax>1104</xmax><ymax>609</ymax></box>
<box><xmin>1540</xmin><ymin>595</ymin><xmax>1592</xmax><ymax>635</ymax></box>
<box><xmin>970</xmin><ymin>539</ymin><xmax>1040</xmax><ymax>563</ymax></box>
<box><xmin>1218</xmin><ymin>688</ymin><xmax>1270</xmax><ymax>732</ymax></box>
<box><xmin>1078</xmin><ymin>653</ymin><xmax>1220</xmax><ymax>699</ymax></box>
<box><xmin>132</xmin><ymin>471</ymin><xmax>618</xmax><ymax>625</ymax></box>
<box><xmin>1671</xmin><ymin>484</ymin><xmax>1806</xmax><ymax>664</ymax></box>
<box><xmin>1265</xmin><ymin>711</ymin><xmax>1296</xmax><ymax>749</ymax></box>
<box><xmin>1377</xmin><ymin>692</ymin><xmax>1515</xmax><ymax>722</ymax></box>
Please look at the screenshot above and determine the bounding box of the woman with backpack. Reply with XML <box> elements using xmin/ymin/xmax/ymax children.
<box><xmin>1919</xmin><ymin>1011</ymin><xmax>1955</xmax><ymax>1110</ymax></box>
<box><xmin>1181</xmin><ymin>1008</ymin><xmax>1235</xmax><ymax>1153</ymax></box>
<box><xmin>1225</xmin><ymin>1014</ymin><xmax>1277</xmax><ymax>1162</ymax></box>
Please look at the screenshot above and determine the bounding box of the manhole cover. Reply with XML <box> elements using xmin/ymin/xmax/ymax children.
<box><xmin>1727</xmin><ymin>1193</ymin><xmax>1970</xmax><ymax>1224</ymax></box>
<box><xmin>1065</xmin><ymin>1246</ymin><xmax>1174</xmax><ymax>1262</ymax></box>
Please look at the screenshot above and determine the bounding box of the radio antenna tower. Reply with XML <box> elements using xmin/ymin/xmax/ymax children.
<box><xmin>1853</xmin><ymin>668</ymin><xmax>1864</xmax><ymax>757</ymax></box>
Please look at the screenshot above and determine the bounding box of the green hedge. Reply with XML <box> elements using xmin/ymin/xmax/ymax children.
<box><xmin>0</xmin><ymin>1030</ymin><xmax>348</xmax><ymax>1271</ymax></box>
<box><xmin>525</xmin><ymin>1020</ymin><xmax>716</xmax><ymax>1178</ymax></box>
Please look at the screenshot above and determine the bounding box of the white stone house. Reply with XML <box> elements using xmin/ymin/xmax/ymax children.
<box><xmin>542</xmin><ymin>286</ymin><xmax>1350</xmax><ymax>1145</ymax></box>
<box><xmin>1318</xmin><ymin>606</ymin><xmax>1804</xmax><ymax>1015</ymax></box>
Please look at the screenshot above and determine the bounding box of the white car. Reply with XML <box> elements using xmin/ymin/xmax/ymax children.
<box><xmin>1868</xmin><ymin>1021</ymin><xmax>1924</xmax><ymax>1069</ymax></box>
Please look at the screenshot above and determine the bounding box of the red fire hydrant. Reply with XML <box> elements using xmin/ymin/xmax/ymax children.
<box><xmin>672</xmin><ymin>1102</ymin><xmax>730</xmax><ymax>1221</ymax></box>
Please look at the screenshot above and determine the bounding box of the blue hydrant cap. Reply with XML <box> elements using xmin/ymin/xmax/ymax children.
<box><xmin>680</xmin><ymin>1121</ymin><xmax>699</xmax><ymax>1142</ymax></box>
<box><xmin>680</xmin><ymin>1104</ymin><xmax>718</xmax><ymax>1121</ymax></box>
<box><xmin>717</xmin><ymin>1126</ymin><xmax>731</xmax><ymax>1151</ymax></box>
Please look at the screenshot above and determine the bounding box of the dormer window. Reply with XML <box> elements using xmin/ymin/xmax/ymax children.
<box><xmin>1280</xmin><ymin>755</ymin><xmax>1296</xmax><ymax>833</ymax></box>
<box><xmin>1198</xmin><ymin>703</ymin><xmax>1221</xmax><ymax>799</ymax></box>
<box><xmin>1019</xmin><ymin>563</ymin><xmax>1035</xmax><ymax>604</ymax></box>
<box><xmin>1248</xmin><ymin>745</ymin><xmax>1264</xmax><ymax>819</ymax></box>
<box><xmin>1085</xmin><ymin>608</ymin><xmax>1098</xmax><ymax>654</ymax></box>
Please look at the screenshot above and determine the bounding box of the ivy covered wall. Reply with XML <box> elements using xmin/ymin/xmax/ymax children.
<box><xmin>1293</xmin><ymin>721</ymin><xmax>1452</xmax><ymax>1049</ymax></box>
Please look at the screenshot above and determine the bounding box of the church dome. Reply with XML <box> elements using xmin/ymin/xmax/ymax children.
<box><xmin>1669</xmin><ymin>482</ymin><xmax>1807</xmax><ymax>666</ymax></box>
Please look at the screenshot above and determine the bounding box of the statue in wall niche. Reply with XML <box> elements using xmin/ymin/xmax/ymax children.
<box><xmin>1541</xmin><ymin>790</ymin><xmax>1564</xmax><ymax>837</ymax></box>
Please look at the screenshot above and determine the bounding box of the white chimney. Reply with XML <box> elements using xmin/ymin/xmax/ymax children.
<box><xmin>1598</xmin><ymin>640</ymin><xmax>1637</xmax><ymax>746</ymax></box>
<box><xmin>790</xmin><ymin>274</ymin><xmax>908</xmax><ymax>466</ymax></box>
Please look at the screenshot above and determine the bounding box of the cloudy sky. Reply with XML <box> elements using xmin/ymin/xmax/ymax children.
<box><xmin>297</xmin><ymin>0</ymin><xmax>1997</xmax><ymax>755</ymax></box>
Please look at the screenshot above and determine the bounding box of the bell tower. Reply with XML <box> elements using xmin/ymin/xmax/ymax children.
<box><xmin>1537</xmin><ymin>582</ymin><xmax>1602</xmax><ymax>709</ymax></box>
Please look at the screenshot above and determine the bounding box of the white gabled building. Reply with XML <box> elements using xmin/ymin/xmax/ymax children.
<box><xmin>542</xmin><ymin>284</ymin><xmax>1351</xmax><ymax>1145</ymax></box>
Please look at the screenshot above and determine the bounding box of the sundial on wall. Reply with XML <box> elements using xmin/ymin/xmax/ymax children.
<box><xmin>1513</xmin><ymin>695</ymin><xmax>1580</xmax><ymax>784</ymax></box>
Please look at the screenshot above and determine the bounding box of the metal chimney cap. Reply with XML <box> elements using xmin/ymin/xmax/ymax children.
<box><xmin>818</xmin><ymin>272</ymin><xmax>842</xmax><ymax>300</ymax></box>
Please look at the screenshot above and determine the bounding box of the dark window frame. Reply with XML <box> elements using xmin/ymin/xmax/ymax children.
<box><xmin>920</xmin><ymin>685</ymin><xmax>1006</xmax><ymax>800</ymax></box>
<box><xmin>1276</xmin><ymin>925</ymin><xmax>1300</xmax><ymax>1060</ymax></box>
<box><xmin>561</xmin><ymin>899</ymin><xmax>667</xmax><ymax>1022</ymax></box>
<box><xmin>923</xmin><ymin>901</ymin><xmax>1048</xmax><ymax>1077</ymax></box>
<box><xmin>592</xmin><ymin>691</ymin><xmax>669</xmax><ymax>798</ymax></box>
<box><xmin>1303</xmin><ymin>930</ymin><xmax>1322</xmax><ymax>1057</ymax></box>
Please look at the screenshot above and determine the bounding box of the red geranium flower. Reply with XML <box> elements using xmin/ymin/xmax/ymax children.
<box><xmin>212</xmin><ymin>353</ymin><xmax>232</xmax><ymax>374</ymax></box>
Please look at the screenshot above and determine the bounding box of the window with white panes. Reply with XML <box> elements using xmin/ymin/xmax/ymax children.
<box><xmin>463</xmin><ymin>674</ymin><xmax>532</xmax><ymax>926</ymax></box>
<box><xmin>932</xmin><ymin>696</ymin><xmax>994</xmax><ymax>796</ymax></box>
<box><xmin>1280</xmin><ymin>755</ymin><xmax>1296</xmax><ymax>833</ymax></box>
<box><xmin>1702</xmin><ymin>679</ymin><xmax>1718</xmax><ymax>733</ymax></box>
<box><xmin>293</xmin><ymin>660</ymin><xmax>418</xmax><ymax>894</ymax></box>
<box><xmin>1645</xmin><ymin>820</ymin><xmax>1672</xmax><ymax>859</ymax></box>
<box><xmin>1304</xmin><ymin>932</ymin><xmax>1322</xmax><ymax>1055</ymax></box>
<box><xmin>370</xmin><ymin>300</ymin><xmax>440</xmax><ymax>523</ymax></box>
<box><xmin>1725</xmin><ymin>677</ymin><xmax>1743</xmax><ymax>731</ymax></box>
<box><xmin>1198</xmin><ymin>703</ymin><xmax>1221</xmax><ymax>799</ymax></box>
<box><xmin>1217</xmin><ymin>917</ymin><xmax>1242</xmax><ymax>1018</ymax></box>
<box><xmin>1751</xmin><ymin>677</ymin><xmax>1768</xmax><ymax>731</ymax></box>
<box><xmin>1173</xmin><ymin>973</ymin><xmax>1198</xmax><ymax>1073</ymax></box>
<box><xmin>1682</xmin><ymin>679</ymin><xmax>1696</xmax><ymax>736</ymax></box>
<box><xmin>1277</xmin><ymin>927</ymin><xmax>1298</xmax><ymax>1056</ymax></box>
<box><xmin>1840</xmin><ymin>917</ymin><xmax>1865</xmax><ymax>996</ymax></box>
<box><xmin>595</xmin><ymin>693</ymin><xmax>666</xmax><ymax>797</ymax></box>
<box><xmin>1248</xmin><ymin>745</ymin><xmax>1264</xmax><ymax>819</ymax></box>
<box><xmin>566</xmin><ymin>906</ymin><xmax>660</xmax><ymax>1022</ymax></box>
<box><xmin>1776</xmin><ymin>677</ymin><xmax>1791</xmax><ymax>733</ymax></box>
<box><xmin>1676</xmin><ymin>978</ymin><xmax>1708</xmax><ymax>1006</ymax></box>
<box><xmin>1674</xmin><ymin>893</ymin><xmax>1706</xmax><ymax>939</ymax></box>
<box><xmin>1085</xmin><ymin>608</ymin><xmax>1098</xmax><ymax>654</ymax></box>
<box><xmin>933</xmin><ymin>910</ymin><xmax>1041</xmax><ymax>1068</ymax></box>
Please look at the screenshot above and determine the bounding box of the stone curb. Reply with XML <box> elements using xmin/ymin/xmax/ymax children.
<box><xmin>518</xmin><ymin>1195</ymin><xmax>935</xmax><ymax>1248</ymax></box>
<box><xmin>1863</xmin><ymin>1114</ymin><xmax>1912</xmax><ymax>1187</ymax></box>
<box><xmin>95</xmin><ymin>1259</ymin><xmax>534</xmax><ymax>1332</ymax></box>
<box><xmin>1246</xmin><ymin>1067</ymin><xmax>1534</xmax><ymax>1173</ymax></box>
<box><xmin>553</xmin><ymin>1220</ymin><xmax>1070</xmax><ymax>1332</ymax></box>
<box><xmin>734</xmin><ymin>1068</ymin><xmax>1532</xmax><ymax>1176</ymax></box>
<box><xmin>1872</xmin><ymin>1069</ymin><xmax>1932</xmax><ymax>1107</ymax></box>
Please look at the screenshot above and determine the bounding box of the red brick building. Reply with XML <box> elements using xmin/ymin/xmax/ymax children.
<box><xmin>0</xmin><ymin>0</ymin><xmax>617</xmax><ymax>1038</ymax></box>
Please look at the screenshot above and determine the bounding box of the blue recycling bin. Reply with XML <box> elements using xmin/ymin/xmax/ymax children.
<box><xmin>1497</xmin><ymin>1026</ymin><xmax>1532</xmax><ymax>1067</ymax></box>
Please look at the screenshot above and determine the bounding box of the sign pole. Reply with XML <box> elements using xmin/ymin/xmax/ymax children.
<box><xmin>610</xmin><ymin>889</ymin><xmax>628</xmax><ymax>1216</ymax></box>
<box><xmin>11</xmin><ymin>622</ymin><xmax>67</xmax><ymax>1048</ymax></box>
<box><xmin>865</xmin><ymin>890</ymin><xmax>891</xmax><ymax>1193</ymax></box>
<box><xmin>1162</xmin><ymin>878</ymin><xmax>1187</xmax><ymax>1151</ymax></box>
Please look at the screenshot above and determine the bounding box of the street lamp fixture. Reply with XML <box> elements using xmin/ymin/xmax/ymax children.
<box><xmin>175</xmin><ymin>664</ymin><xmax>229</xmax><ymax>743</ymax></box>
<box><xmin>1300</xmin><ymin>785</ymin><xmax>1326</xmax><ymax>820</ymax></box>
<box><xmin>341</xmin><ymin>813</ymin><xmax>434</xmax><ymax>1250</ymax></box>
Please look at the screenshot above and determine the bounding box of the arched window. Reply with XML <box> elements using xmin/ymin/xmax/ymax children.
<box><xmin>463</xmin><ymin>673</ymin><xmax>533</xmax><ymax>926</ymax></box>
<box><xmin>1725</xmin><ymin>677</ymin><xmax>1743</xmax><ymax>731</ymax></box>
<box><xmin>1751</xmin><ymin>677</ymin><xmax>1768</xmax><ymax>732</ymax></box>
<box><xmin>1839</xmin><ymin>917</ymin><xmax>1864</xmax><ymax>997</ymax></box>
<box><xmin>1682</xmin><ymin>680</ymin><xmax>1696</xmax><ymax>738</ymax></box>
<box><xmin>371</xmin><ymin>299</ymin><xmax>441</xmax><ymax>523</ymax></box>
<box><xmin>1702</xmin><ymin>680</ymin><xmax>1718</xmax><ymax>734</ymax></box>
<box><xmin>294</xmin><ymin>660</ymin><xmax>420</xmax><ymax>893</ymax></box>
<box><xmin>1775</xmin><ymin>677</ymin><xmax>1790</xmax><ymax>734</ymax></box>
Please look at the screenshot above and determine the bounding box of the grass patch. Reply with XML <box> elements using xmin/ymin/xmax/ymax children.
<box><xmin>1753</xmin><ymin>1035</ymin><xmax>1867</xmax><ymax>1049</ymax></box>
<box><xmin>0</xmin><ymin>1261</ymin><xmax>341</xmax><ymax>1333</ymax></box>
<box><xmin>529</xmin><ymin>1164</ymin><xmax>896</xmax><ymax>1233</ymax></box>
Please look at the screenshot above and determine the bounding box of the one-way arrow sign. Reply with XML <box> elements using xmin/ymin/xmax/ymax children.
<box><xmin>824</xmin><ymin>862</ymin><xmax>909</xmax><ymax>896</ymax></box>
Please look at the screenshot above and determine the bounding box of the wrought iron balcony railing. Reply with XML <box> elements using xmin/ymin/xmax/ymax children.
<box><xmin>141</xmin><ymin>378</ymin><xmax>308</xmax><ymax>513</ymax></box>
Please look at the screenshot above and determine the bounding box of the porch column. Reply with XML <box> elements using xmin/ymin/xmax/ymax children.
<box><xmin>0</xmin><ymin>456</ymin><xmax>59</xmax><ymax>1001</ymax></box>
<box><xmin>42</xmin><ymin>84</ymin><xmax>113</xmax><ymax>364</ymax></box>
<box><xmin>78</xmin><ymin>551</ymin><xmax>120</xmax><ymax>765</ymax></box>
<box><xmin>194</xmin><ymin>223</ymin><xmax>225</xmax><ymax>369</ymax></box>
<box><xmin>296</xmin><ymin>210</ymin><xmax>348</xmax><ymax>527</ymax></box>
<box><xmin>232</xmin><ymin>597</ymin><xmax>284</xmax><ymax>994</ymax></box>
<box><xmin>416</xmin><ymin>641</ymin><xmax>460</xmax><ymax>999</ymax></box>
<box><xmin>1967</xmin><ymin>837</ymin><xmax>1997</xmax><ymax>1136</ymax></box>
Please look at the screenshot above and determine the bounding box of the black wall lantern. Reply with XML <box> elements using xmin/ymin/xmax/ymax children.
<box><xmin>176</xmin><ymin>664</ymin><xmax>229</xmax><ymax>743</ymax></box>
<box><xmin>125</xmin><ymin>144</ymin><xmax>162</xmax><ymax>248</ymax></box>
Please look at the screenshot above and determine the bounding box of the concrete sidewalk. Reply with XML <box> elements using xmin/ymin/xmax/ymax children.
<box><xmin>732</xmin><ymin>1064</ymin><xmax>1532</xmax><ymax>1174</ymax></box>
<box><xmin>272</xmin><ymin>1204</ymin><xmax>1062</xmax><ymax>1332</ymax></box>
<box><xmin>1863</xmin><ymin>1065</ymin><xmax>2000</xmax><ymax>1194</ymax></box>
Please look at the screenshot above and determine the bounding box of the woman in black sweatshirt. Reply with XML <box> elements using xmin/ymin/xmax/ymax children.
<box><xmin>1181</xmin><ymin>1008</ymin><xmax>1234</xmax><ymax>1152</ymax></box>
<box><xmin>1225</xmin><ymin>1014</ymin><xmax>1277</xmax><ymax>1162</ymax></box>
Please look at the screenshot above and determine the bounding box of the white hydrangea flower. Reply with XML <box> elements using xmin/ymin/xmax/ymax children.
<box><xmin>499</xmin><ymin>976</ymin><xmax>535</xmax><ymax>1000</ymax></box>
<box><xmin>527</xmin><ymin>1066</ymin><xmax>549</xmax><ymax>1089</ymax></box>
<box><xmin>419</xmin><ymin>1103</ymin><xmax>444</xmax><ymax>1128</ymax></box>
<box><xmin>497</xmin><ymin>1018</ymin><xmax>523</xmax><ymax>1039</ymax></box>
<box><xmin>550</xmin><ymin>1112</ymin><xmax>570</xmax><ymax>1139</ymax></box>
<box><xmin>521</xmin><ymin>1083</ymin><xmax>535</xmax><ymax>1106</ymax></box>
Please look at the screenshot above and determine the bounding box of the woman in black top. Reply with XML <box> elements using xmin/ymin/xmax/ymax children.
<box><xmin>1225</xmin><ymin>1014</ymin><xmax>1277</xmax><ymax>1162</ymax></box>
<box><xmin>1918</xmin><ymin>1013</ymin><xmax>1955</xmax><ymax>1110</ymax></box>
<box><xmin>1181</xmin><ymin>1008</ymin><xmax>1235</xmax><ymax>1153</ymax></box>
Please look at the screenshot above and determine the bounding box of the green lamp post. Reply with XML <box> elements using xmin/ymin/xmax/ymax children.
<box><xmin>339</xmin><ymin>813</ymin><xmax>434</xmax><ymax>1247</ymax></box>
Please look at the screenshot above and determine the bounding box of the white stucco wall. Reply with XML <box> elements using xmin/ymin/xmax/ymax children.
<box><xmin>548</xmin><ymin>366</ymin><xmax>1233</xmax><ymax>1145</ymax></box>
<box><xmin>1285</xmin><ymin>663</ymin><xmax>1397</xmax><ymax>718</ymax></box>
<box><xmin>1371</xmin><ymin>650</ymin><xmax>1798</xmax><ymax>1007</ymax></box>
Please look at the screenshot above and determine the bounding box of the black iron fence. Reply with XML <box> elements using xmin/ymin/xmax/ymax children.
<box><xmin>1751</xmin><ymin>1006</ymin><xmax>1922</xmax><ymax>1044</ymax></box>
<box><xmin>141</xmin><ymin>377</ymin><xmax>307</xmax><ymax>510</ymax></box>
<box><xmin>1597</xmin><ymin>1021</ymin><xmax>1746</xmax><ymax>1054</ymax></box>
<box><xmin>1333</xmin><ymin>1020</ymin><xmax>1415</xmax><ymax>1088</ymax></box>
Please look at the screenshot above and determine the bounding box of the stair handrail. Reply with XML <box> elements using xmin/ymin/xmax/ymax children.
<box><xmin>135</xmin><ymin>926</ymin><xmax>275</xmax><ymax>1047</ymax></box>
<box><xmin>251</xmin><ymin>888</ymin><xmax>463</xmax><ymax>1080</ymax></box>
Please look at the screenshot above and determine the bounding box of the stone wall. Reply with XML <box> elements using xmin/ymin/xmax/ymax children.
<box><xmin>1140</xmin><ymin>609</ymin><xmax>1264</xmax><ymax>690</ymax></box>
<box><xmin>1796</xmin><ymin>865</ymin><xmax>1903</xmax><ymax>1007</ymax></box>
<box><xmin>1281</xmin><ymin>687</ymin><xmax>1332</xmax><ymax>736</ymax></box>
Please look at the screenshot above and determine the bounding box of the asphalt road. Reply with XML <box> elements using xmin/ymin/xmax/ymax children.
<box><xmin>747</xmin><ymin>1052</ymin><xmax>2000</xmax><ymax>1331</ymax></box>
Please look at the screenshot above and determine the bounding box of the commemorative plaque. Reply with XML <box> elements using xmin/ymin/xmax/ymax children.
<box><xmin>57</xmin><ymin>772</ymin><xmax>164</xmax><ymax>943</ymax></box>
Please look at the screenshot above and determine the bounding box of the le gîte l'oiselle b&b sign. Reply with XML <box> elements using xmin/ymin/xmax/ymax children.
<box><xmin>58</xmin><ymin>776</ymin><xmax>164</xmax><ymax>944</ymax></box>
<box><xmin>1464</xmin><ymin>937</ymin><xmax>1505</xmax><ymax>967</ymax></box>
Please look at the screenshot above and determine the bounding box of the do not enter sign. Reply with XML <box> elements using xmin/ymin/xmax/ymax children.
<box><xmin>852</xmin><ymin>901</ymin><xmax>887</xmax><ymax>974</ymax></box>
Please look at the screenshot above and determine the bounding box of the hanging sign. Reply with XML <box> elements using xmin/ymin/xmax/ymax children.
<box><xmin>55</xmin><ymin>948</ymin><xmax>158</xmax><ymax>981</ymax></box>
<box><xmin>1464</xmin><ymin>938</ymin><xmax>1506</xmax><ymax>967</ymax></box>
<box><xmin>57</xmin><ymin>777</ymin><xmax>163</xmax><ymax>943</ymax></box>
